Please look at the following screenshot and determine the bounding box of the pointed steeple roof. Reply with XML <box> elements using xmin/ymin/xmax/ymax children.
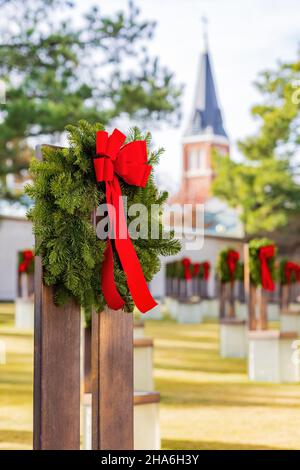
<box><xmin>186</xmin><ymin>45</ymin><xmax>228</xmax><ymax>139</ymax></box>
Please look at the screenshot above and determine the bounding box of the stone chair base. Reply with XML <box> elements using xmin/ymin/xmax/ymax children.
<box><xmin>248</xmin><ymin>330</ymin><xmax>300</xmax><ymax>383</ymax></box>
<box><xmin>134</xmin><ymin>321</ymin><xmax>145</xmax><ymax>339</ymax></box>
<box><xmin>134</xmin><ymin>391</ymin><xmax>161</xmax><ymax>450</ymax></box>
<box><xmin>82</xmin><ymin>391</ymin><xmax>160</xmax><ymax>450</ymax></box>
<box><xmin>220</xmin><ymin>318</ymin><xmax>247</xmax><ymax>358</ymax></box>
<box><xmin>164</xmin><ymin>296</ymin><xmax>179</xmax><ymax>320</ymax></box>
<box><xmin>268</xmin><ymin>303</ymin><xmax>280</xmax><ymax>321</ymax></box>
<box><xmin>200</xmin><ymin>299</ymin><xmax>219</xmax><ymax>319</ymax></box>
<box><xmin>177</xmin><ymin>300</ymin><xmax>202</xmax><ymax>324</ymax></box>
<box><xmin>236</xmin><ymin>302</ymin><xmax>247</xmax><ymax>320</ymax></box>
<box><xmin>280</xmin><ymin>311</ymin><xmax>300</xmax><ymax>336</ymax></box>
<box><xmin>15</xmin><ymin>298</ymin><xmax>34</xmax><ymax>330</ymax></box>
<box><xmin>134</xmin><ymin>338</ymin><xmax>154</xmax><ymax>391</ymax></box>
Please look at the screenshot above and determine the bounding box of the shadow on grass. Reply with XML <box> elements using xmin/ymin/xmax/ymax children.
<box><xmin>0</xmin><ymin>429</ymin><xmax>32</xmax><ymax>446</ymax></box>
<box><xmin>156</xmin><ymin>379</ymin><xmax>300</xmax><ymax>409</ymax></box>
<box><xmin>162</xmin><ymin>438</ymin><xmax>281</xmax><ymax>450</ymax></box>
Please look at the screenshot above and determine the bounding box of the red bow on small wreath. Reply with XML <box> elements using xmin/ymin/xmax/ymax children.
<box><xmin>202</xmin><ymin>261</ymin><xmax>210</xmax><ymax>281</ymax></box>
<box><xmin>284</xmin><ymin>261</ymin><xmax>300</xmax><ymax>284</ymax></box>
<box><xmin>93</xmin><ymin>128</ymin><xmax>157</xmax><ymax>313</ymax></box>
<box><xmin>18</xmin><ymin>250</ymin><xmax>34</xmax><ymax>273</ymax></box>
<box><xmin>182</xmin><ymin>258</ymin><xmax>192</xmax><ymax>280</ymax></box>
<box><xmin>259</xmin><ymin>245</ymin><xmax>275</xmax><ymax>291</ymax></box>
<box><xmin>227</xmin><ymin>250</ymin><xmax>240</xmax><ymax>281</ymax></box>
<box><xmin>192</xmin><ymin>262</ymin><xmax>200</xmax><ymax>277</ymax></box>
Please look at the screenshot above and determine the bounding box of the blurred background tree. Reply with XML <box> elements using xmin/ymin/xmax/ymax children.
<box><xmin>213</xmin><ymin>51</ymin><xmax>300</xmax><ymax>250</ymax></box>
<box><xmin>0</xmin><ymin>0</ymin><xmax>182</xmax><ymax>200</ymax></box>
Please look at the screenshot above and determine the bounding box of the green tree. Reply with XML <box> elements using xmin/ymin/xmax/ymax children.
<box><xmin>0</xmin><ymin>0</ymin><xmax>181</xmax><ymax>199</ymax></box>
<box><xmin>212</xmin><ymin>51</ymin><xmax>300</xmax><ymax>236</ymax></box>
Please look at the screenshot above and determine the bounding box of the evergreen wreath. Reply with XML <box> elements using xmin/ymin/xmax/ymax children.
<box><xmin>249</xmin><ymin>238</ymin><xmax>277</xmax><ymax>287</ymax></box>
<box><xmin>198</xmin><ymin>261</ymin><xmax>210</xmax><ymax>280</ymax></box>
<box><xmin>26</xmin><ymin>120</ymin><xmax>181</xmax><ymax>316</ymax></box>
<box><xmin>175</xmin><ymin>260</ymin><xmax>185</xmax><ymax>280</ymax></box>
<box><xmin>279</xmin><ymin>258</ymin><xmax>300</xmax><ymax>285</ymax></box>
<box><xmin>216</xmin><ymin>248</ymin><xmax>242</xmax><ymax>283</ymax></box>
<box><xmin>235</xmin><ymin>262</ymin><xmax>244</xmax><ymax>282</ymax></box>
<box><xmin>166</xmin><ymin>261</ymin><xmax>180</xmax><ymax>278</ymax></box>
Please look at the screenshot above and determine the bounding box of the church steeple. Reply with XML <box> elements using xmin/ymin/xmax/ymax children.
<box><xmin>171</xmin><ymin>21</ymin><xmax>230</xmax><ymax>205</ymax></box>
<box><xmin>186</xmin><ymin>24</ymin><xmax>227</xmax><ymax>139</ymax></box>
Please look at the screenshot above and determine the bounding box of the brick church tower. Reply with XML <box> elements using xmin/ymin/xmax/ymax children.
<box><xmin>171</xmin><ymin>40</ymin><xmax>229</xmax><ymax>205</ymax></box>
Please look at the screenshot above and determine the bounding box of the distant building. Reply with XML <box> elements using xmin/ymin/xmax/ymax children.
<box><xmin>171</xmin><ymin>46</ymin><xmax>229</xmax><ymax>205</ymax></box>
<box><xmin>0</xmin><ymin>203</ymin><xmax>33</xmax><ymax>301</ymax></box>
<box><xmin>150</xmin><ymin>34</ymin><xmax>244</xmax><ymax>300</ymax></box>
<box><xmin>169</xmin><ymin>34</ymin><xmax>243</xmax><ymax>238</ymax></box>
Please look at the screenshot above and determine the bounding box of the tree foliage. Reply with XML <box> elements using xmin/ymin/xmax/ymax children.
<box><xmin>0</xmin><ymin>0</ymin><xmax>182</xmax><ymax>198</ymax></box>
<box><xmin>212</xmin><ymin>51</ymin><xmax>300</xmax><ymax>235</ymax></box>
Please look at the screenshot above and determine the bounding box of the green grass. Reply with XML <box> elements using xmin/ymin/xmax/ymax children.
<box><xmin>0</xmin><ymin>303</ymin><xmax>33</xmax><ymax>450</ymax></box>
<box><xmin>1</xmin><ymin>305</ymin><xmax>300</xmax><ymax>450</ymax></box>
<box><xmin>145</xmin><ymin>319</ymin><xmax>300</xmax><ymax>450</ymax></box>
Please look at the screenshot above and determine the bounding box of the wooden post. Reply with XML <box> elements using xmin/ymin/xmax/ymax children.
<box><xmin>91</xmin><ymin>209</ymin><xmax>133</xmax><ymax>450</ymax></box>
<box><xmin>219</xmin><ymin>282</ymin><xmax>226</xmax><ymax>319</ymax></box>
<box><xmin>33</xmin><ymin>145</ymin><xmax>81</xmax><ymax>450</ymax></box>
<box><xmin>33</xmin><ymin>257</ymin><xmax>81</xmax><ymax>450</ymax></box>
<box><xmin>91</xmin><ymin>309</ymin><xmax>133</xmax><ymax>450</ymax></box>
<box><xmin>219</xmin><ymin>282</ymin><xmax>235</xmax><ymax>319</ymax></box>
<box><xmin>84</xmin><ymin>326</ymin><xmax>92</xmax><ymax>394</ymax></box>
<box><xmin>228</xmin><ymin>282</ymin><xmax>235</xmax><ymax>318</ymax></box>
<box><xmin>244</xmin><ymin>243</ymin><xmax>257</xmax><ymax>330</ymax></box>
<box><xmin>281</xmin><ymin>284</ymin><xmax>289</xmax><ymax>314</ymax></box>
<box><xmin>248</xmin><ymin>284</ymin><xmax>257</xmax><ymax>330</ymax></box>
<box><xmin>259</xmin><ymin>287</ymin><xmax>268</xmax><ymax>330</ymax></box>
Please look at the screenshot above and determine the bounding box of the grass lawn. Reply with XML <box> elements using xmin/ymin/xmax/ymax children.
<box><xmin>1</xmin><ymin>303</ymin><xmax>300</xmax><ymax>450</ymax></box>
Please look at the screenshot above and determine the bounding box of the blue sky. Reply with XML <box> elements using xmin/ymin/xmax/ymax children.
<box><xmin>83</xmin><ymin>0</ymin><xmax>300</xmax><ymax>186</ymax></box>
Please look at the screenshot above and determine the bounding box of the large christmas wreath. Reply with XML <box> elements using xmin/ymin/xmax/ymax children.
<box><xmin>26</xmin><ymin>120</ymin><xmax>180</xmax><ymax>315</ymax></box>
<box><xmin>249</xmin><ymin>238</ymin><xmax>277</xmax><ymax>290</ymax></box>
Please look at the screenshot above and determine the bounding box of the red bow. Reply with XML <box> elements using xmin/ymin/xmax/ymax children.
<box><xmin>284</xmin><ymin>261</ymin><xmax>300</xmax><ymax>284</ymax></box>
<box><xmin>259</xmin><ymin>245</ymin><xmax>275</xmax><ymax>291</ymax></box>
<box><xmin>182</xmin><ymin>258</ymin><xmax>192</xmax><ymax>280</ymax></box>
<box><xmin>19</xmin><ymin>250</ymin><xmax>34</xmax><ymax>273</ymax></box>
<box><xmin>93</xmin><ymin>128</ymin><xmax>156</xmax><ymax>313</ymax></box>
<box><xmin>202</xmin><ymin>261</ymin><xmax>210</xmax><ymax>281</ymax></box>
<box><xmin>227</xmin><ymin>250</ymin><xmax>240</xmax><ymax>281</ymax></box>
<box><xmin>192</xmin><ymin>262</ymin><xmax>200</xmax><ymax>277</ymax></box>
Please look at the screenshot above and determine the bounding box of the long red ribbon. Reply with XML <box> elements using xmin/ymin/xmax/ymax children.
<box><xmin>258</xmin><ymin>245</ymin><xmax>275</xmax><ymax>291</ymax></box>
<box><xmin>284</xmin><ymin>261</ymin><xmax>300</xmax><ymax>284</ymax></box>
<box><xmin>19</xmin><ymin>250</ymin><xmax>34</xmax><ymax>273</ymax></box>
<box><xmin>192</xmin><ymin>262</ymin><xmax>200</xmax><ymax>277</ymax></box>
<box><xmin>227</xmin><ymin>250</ymin><xmax>240</xmax><ymax>281</ymax></box>
<box><xmin>93</xmin><ymin>129</ymin><xmax>157</xmax><ymax>313</ymax></box>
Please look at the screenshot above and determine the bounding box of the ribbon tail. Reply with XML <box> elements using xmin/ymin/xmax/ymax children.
<box><xmin>101</xmin><ymin>238</ymin><xmax>126</xmax><ymax>311</ymax></box>
<box><xmin>261</xmin><ymin>259</ymin><xmax>275</xmax><ymax>291</ymax></box>
<box><xmin>112</xmin><ymin>176</ymin><xmax>157</xmax><ymax>314</ymax></box>
<box><xmin>116</xmin><ymin>237</ymin><xmax>157</xmax><ymax>313</ymax></box>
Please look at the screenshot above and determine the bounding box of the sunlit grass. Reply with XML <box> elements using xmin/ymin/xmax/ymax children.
<box><xmin>145</xmin><ymin>320</ymin><xmax>300</xmax><ymax>450</ymax></box>
<box><xmin>0</xmin><ymin>308</ymin><xmax>300</xmax><ymax>450</ymax></box>
<box><xmin>0</xmin><ymin>312</ymin><xmax>33</xmax><ymax>450</ymax></box>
